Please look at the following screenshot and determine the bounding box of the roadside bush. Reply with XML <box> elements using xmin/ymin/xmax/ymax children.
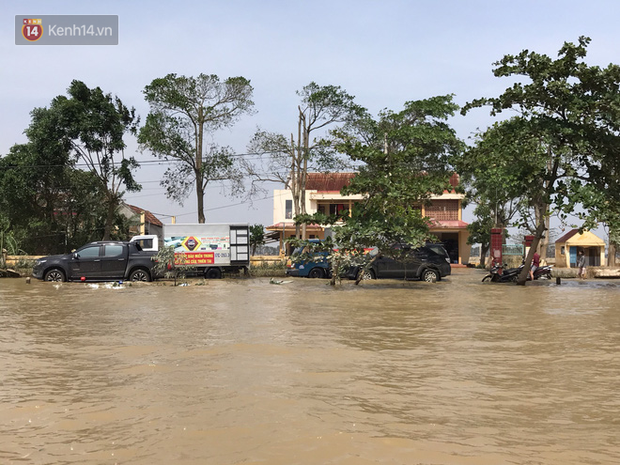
<box><xmin>249</xmin><ymin>262</ymin><xmax>286</xmax><ymax>278</ymax></box>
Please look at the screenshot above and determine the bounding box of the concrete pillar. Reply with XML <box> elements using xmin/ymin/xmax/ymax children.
<box><xmin>524</xmin><ymin>235</ymin><xmax>534</xmax><ymax>258</ymax></box>
<box><xmin>490</xmin><ymin>228</ymin><xmax>503</xmax><ymax>267</ymax></box>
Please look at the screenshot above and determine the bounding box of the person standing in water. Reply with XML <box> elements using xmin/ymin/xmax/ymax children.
<box><xmin>577</xmin><ymin>250</ymin><xmax>587</xmax><ymax>279</ymax></box>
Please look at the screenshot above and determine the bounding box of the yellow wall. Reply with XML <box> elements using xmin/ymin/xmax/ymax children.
<box><xmin>554</xmin><ymin>231</ymin><xmax>606</xmax><ymax>268</ymax></box>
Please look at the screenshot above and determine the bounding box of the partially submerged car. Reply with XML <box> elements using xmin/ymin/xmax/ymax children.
<box><xmin>32</xmin><ymin>241</ymin><xmax>158</xmax><ymax>282</ymax></box>
<box><xmin>286</xmin><ymin>240</ymin><xmax>331</xmax><ymax>278</ymax></box>
<box><xmin>346</xmin><ymin>244</ymin><xmax>451</xmax><ymax>282</ymax></box>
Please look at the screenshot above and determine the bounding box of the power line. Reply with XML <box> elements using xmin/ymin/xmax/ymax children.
<box><xmin>161</xmin><ymin>194</ymin><xmax>276</xmax><ymax>219</ymax></box>
<box><xmin>0</xmin><ymin>151</ymin><xmax>274</xmax><ymax>170</ymax></box>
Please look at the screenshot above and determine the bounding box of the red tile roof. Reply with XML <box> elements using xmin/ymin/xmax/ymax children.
<box><xmin>555</xmin><ymin>229</ymin><xmax>581</xmax><ymax>244</ymax></box>
<box><xmin>125</xmin><ymin>204</ymin><xmax>163</xmax><ymax>227</ymax></box>
<box><xmin>305</xmin><ymin>173</ymin><xmax>355</xmax><ymax>192</ymax></box>
<box><xmin>304</xmin><ymin>172</ymin><xmax>460</xmax><ymax>192</ymax></box>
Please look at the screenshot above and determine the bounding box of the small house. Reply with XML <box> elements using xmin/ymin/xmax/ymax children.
<box><xmin>554</xmin><ymin>229</ymin><xmax>605</xmax><ymax>268</ymax></box>
<box><xmin>119</xmin><ymin>203</ymin><xmax>164</xmax><ymax>238</ymax></box>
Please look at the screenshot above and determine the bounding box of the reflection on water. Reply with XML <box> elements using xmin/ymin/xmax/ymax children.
<box><xmin>1</xmin><ymin>269</ymin><xmax>619</xmax><ymax>464</ymax></box>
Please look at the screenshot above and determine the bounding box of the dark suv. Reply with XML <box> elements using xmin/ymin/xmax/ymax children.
<box><xmin>346</xmin><ymin>244</ymin><xmax>451</xmax><ymax>282</ymax></box>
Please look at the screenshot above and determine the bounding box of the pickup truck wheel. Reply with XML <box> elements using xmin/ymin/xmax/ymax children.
<box><xmin>308</xmin><ymin>268</ymin><xmax>325</xmax><ymax>279</ymax></box>
<box><xmin>205</xmin><ymin>268</ymin><xmax>222</xmax><ymax>279</ymax></box>
<box><xmin>129</xmin><ymin>268</ymin><xmax>151</xmax><ymax>282</ymax></box>
<box><xmin>44</xmin><ymin>268</ymin><xmax>66</xmax><ymax>282</ymax></box>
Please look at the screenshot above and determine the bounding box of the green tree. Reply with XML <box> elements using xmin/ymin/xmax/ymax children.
<box><xmin>244</xmin><ymin>82</ymin><xmax>365</xmax><ymax>238</ymax></box>
<box><xmin>249</xmin><ymin>224</ymin><xmax>265</xmax><ymax>255</ymax></box>
<box><xmin>43</xmin><ymin>80</ymin><xmax>141</xmax><ymax>240</ymax></box>
<box><xmin>336</xmin><ymin>96</ymin><xmax>463</xmax><ymax>252</ymax></box>
<box><xmin>0</xmin><ymin>81</ymin><xmax>138</xmax><ymax>251</ymax></box>
<box><xmin>0</xmin><ymin>143</ymin><xmax>112</xmax><ymax>254</ymax></box>
<box><xmin>294</xmin><ymin>95</ymin><xmax>463</xmax><ymax>285</ymax></box>
<box><xmin>463</xmin><ymin>36</ymin><xmax>620</xmax><ymax>284</ymax></box>
<box><xmin>139</xmin><ymin>73</ymin><xmax>255</xmax><ymax>223</ymax></box>
<box><xmin>456</xmin><ymin>121</ymin><xmax>547</xmax><ymax>264</ymax></box>
<box><xmin>465</xmin><ymin>207</ymin><xmax>494</xmax><ymax>268</ymax></box>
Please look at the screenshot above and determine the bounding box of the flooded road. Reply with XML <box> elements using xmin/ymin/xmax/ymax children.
<box><xmin>1</xmin><ymin>269</ymin><xmax>620</xmax><ymax>464</ymax></box>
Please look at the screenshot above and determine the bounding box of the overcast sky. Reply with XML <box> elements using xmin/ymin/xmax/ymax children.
<box><xmin>2</xmin><ymin>0</ymin><xmax>619</xmax><ymax>232</ymax></box>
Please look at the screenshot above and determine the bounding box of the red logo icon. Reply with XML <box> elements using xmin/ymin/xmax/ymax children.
<box><xmin>22</xmin><ymin>18</ymin><xmax>43</xmax><ymax>42</ymax></box>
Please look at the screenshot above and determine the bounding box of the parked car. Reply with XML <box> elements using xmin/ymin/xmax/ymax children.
<box><xmin>286</xmin><ymin>240</ymin><xmax>331</xmax><ymax>278</ymax></box>
<box><xmin>32</xmin><ymin>241</ymin><xmax>158</xmax><ymax>282</ymax></box>
<box><xmin>346</xmin><ymin>244</ymin><xmax>451</xmax><ymax>282</ymax></box>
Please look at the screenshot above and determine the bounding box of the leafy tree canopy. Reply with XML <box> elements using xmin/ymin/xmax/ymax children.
<box><xmin>462</xmin><ymin>36</ymin><xmax>620</xmax><ymax>281</ymax></box>
<box><xmin>139</xmin><ymin>73</ymin><xmax>254</xmax><ymax>223</ymax></box>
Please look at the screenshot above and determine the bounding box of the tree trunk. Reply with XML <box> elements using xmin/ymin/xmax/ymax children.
<box><xmin>196</xmin><ymin>116</ymin><xmax>205</xmax><ymax>223</ymax></box>
<box><xmin>102</xmin><ymin>195</ymin><xmax>116</xmax><ymax>240</ymax></box>
<box><xmin>480</xmin><ymin>242</ymin><xmax>489</xmax><ymax>268</ymax></box>
<box><xmin>517</xmin><ymin>221</ymin><xmax>546</xmax><ymax>285</ymax></box>
<box><xmin>196</xmin><ymin>174</ymin><xmax>205</xmax><ymax>223</ymax></box>
<box><xmin>608</xmin><ymin>241</ymin><xmax>617</xmax><ymax>267</ymax></box>
<box><xmin>300</xmin><ymin>107</ymin><xmax>309</xmax><ymax>240</ymax></box>
<box><xmin>538</xmin><ymin>212</ymin><xmax>550</xmax><ymax>260</ymax></box>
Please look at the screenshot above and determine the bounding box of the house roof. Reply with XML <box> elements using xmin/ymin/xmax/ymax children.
<box><xmin>124</xmin><ymin>204</ymin><xmax>163</xmax><ymax>227</ymax></box>
<box><xmin>555</xmin><ymin>229</ymin><xmax>580</xmax><ymax>244</ymax></box>
<box><xmin>304</xmin><ymin>172</ymin><xmax>461</xmax><ymax>193</ymax></box>
<box><xmin>305</xmin><ymin>172</ymin><xmax>355</xmax><ymax>192</ymax></box>
<box><xmin>555</xmin><ymin>228</ymin><xmax>604</xmax><ymax>245</ymax></box>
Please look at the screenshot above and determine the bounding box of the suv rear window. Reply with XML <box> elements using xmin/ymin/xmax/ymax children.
<box><xmin>425</xmin><ymin>244</ymin><xmax>449</xmax><ymax>257</ymax></box>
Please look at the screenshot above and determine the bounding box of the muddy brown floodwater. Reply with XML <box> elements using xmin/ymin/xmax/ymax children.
<box><xmin>1</xmin><ymin>269</ymin><xmax>620</xmax><ymax>464</ymax></box>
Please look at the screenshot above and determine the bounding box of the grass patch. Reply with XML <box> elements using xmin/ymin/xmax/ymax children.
<box><xmin>249</xmin><ymin>262</ymin><xmax>287</xmax><ymax>278</ymax></box>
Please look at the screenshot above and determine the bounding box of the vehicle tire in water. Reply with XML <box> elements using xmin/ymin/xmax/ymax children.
<box><xmin>358</xmin><ymin>269</ymin><xmax>375</xmax><ymax>280</ymax></box>
<box><xmin>482</xmin><ymin>275</ymin><xmax>492</xmax><ymax>282</ymax></box>
<box><xmin>308</xmin><ymin>267</ymin><xmax>325</xmax><ymax>279</ymax></box>
<box><xmin>129</xmin><ymin>268</ymin><xmax>151</xmax><ymax>282</ymax></box>
<box><xmin>44</xmin><ymin>268</ymin><xmax>66</xmax><ymax>282</ymax></box>
<box><xmin>205</xmin><ymin>267</ymin><xmax>222</xmax><ymax>279</ymax></box>
<box><xmin>422</xmin><ymin>269</ymin><xmax>439</xmax><ymax>282</ymax></box>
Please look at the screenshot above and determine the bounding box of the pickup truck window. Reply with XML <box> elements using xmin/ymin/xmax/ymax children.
<box><xmin>134</xmin><ymin>239</ymin><xmax>152</xmax><ymax>250</ymax></box>
<box><xmin>104</xmin><ymin>245</ymin><xmax>124</xmax><ymax>257</ymax></box>
<box><xmin>78</xmin><ymin>246</ymin><xmax>100</xmax><ymax>258</ymax></box>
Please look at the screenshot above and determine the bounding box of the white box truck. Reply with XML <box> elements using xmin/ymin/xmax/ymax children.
<box><xmin>131</xmin><ymin>223</ymin><xmax>250</xmax><ymax>279</ymax></box>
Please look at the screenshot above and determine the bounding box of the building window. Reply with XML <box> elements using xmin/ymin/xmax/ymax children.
<box><xmin>561</xmin><ymin>246</ymin><xmax>565</xmax><ymax>255</ymax></box>
<box><xmin>285</xmin><ymin>200</ymin><xmax>292</xmax><ymax>219</ymax></box>
<box><xmin>329</xmin><ymin>204</ymin><xmax>346</xmax><ymax>216</ymax></box>
<box><xmin>425</xmin><ymin>200</ymin><xmax>458</xmax><ymax>221</ymax></box>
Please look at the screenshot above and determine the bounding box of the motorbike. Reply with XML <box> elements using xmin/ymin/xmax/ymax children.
<box><xmin>482</xmin><ymin>262</ymin><xmax>553</xmax><ymax>282</ymax></box>
<box><xmin>482</xmin><ymin>263</ymin><xmax>523</xmax><ymax>282</ymax></box>
<box><xmin>531</xmin><ymin>264</ymin><xmax>553</xmax><ymax>280</ymax></box>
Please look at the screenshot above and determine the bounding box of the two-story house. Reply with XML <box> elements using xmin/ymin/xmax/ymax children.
<box><xmin>266</xmin><ymin>172</ymin><xmax>471</xmax><ymax>265</ymax></box>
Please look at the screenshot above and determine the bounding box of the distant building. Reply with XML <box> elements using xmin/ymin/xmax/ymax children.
<box><xmin>119</xmin><ymin>203</ymin><xmax>163</xmax><ymax>238</ymax></box>
<box><xmin>266</xmin><ymin>172</ymin><xmax>470</xmax><ymax>264</ymax></box>
<box><xmin>554</xmin><ymin>229</ymin><xmax>605</xmax><ymax>268</ymax></box>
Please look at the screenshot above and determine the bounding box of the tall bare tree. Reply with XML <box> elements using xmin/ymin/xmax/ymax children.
<box><xmin>245</xmin><ymin>82</ymin><xmax>365</xmax><ymax>238</ymax></box>
<box><xmin>139</xmin><ymin>73</ymin><xmax>254</xmax><ymax>223</ymax></box>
